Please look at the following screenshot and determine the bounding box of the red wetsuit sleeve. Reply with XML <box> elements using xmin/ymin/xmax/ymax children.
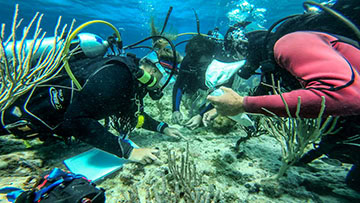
<box><xmin>243</xmin><ymin>31</ymin><xmax>360</xmax><ymax>118</ymax></box>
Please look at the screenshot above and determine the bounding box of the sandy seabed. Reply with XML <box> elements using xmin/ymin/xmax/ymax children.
<box><xmin>1</xmin><ymin>92</ymin><xmax>360</xmax><ymax>203</ymax></box>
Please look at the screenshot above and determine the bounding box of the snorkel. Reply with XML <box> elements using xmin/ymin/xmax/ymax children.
<box><xmin>123</xmin><ymin>6</ymin><xmax>179</xmax><ymax>99</ymax></box>
<box><xmin>175</xmin><ymin>9</ymin><xmax>224</xmax><ymax>48</ymax></box>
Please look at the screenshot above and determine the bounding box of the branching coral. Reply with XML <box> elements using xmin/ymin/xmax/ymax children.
<box><xmin>0</xmin><ymin>4</ymin><xmax>74</xmax><ymax>112</ymax></box>
<box><xmin>260</xmin><ymin>76</ymin><xmax>339</xmax><ymax>179</ymax></box>
<box><xmin>120</xmin><ymin>143</ymin><xmax>222</xmax><ymax>202</ymax></box>
<box><xmin>167</xmin><ymin>143</ymin><xmax>202</xmax><ymax>197</ymax></box>
<box><xmin>236</xmin><ymin>115</ymin><xmax>267</xmax><ymax>150</ymax></box>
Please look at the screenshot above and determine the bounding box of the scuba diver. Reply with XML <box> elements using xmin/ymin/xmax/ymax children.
<box><xmin>171</xmin><ymin>35</ymin><xmax>218</xmax><ymax>129</ymax></box>
<box><xmin>223</xmin><ymin>21</ymin><xmax>251</xmax><ymax>61</ymax></box>
<box><xmin>0</xmin><ymin>31</ymin><xmax>183</xmax><ymax>165</ymax></box>
<box><xmin>207</xmin><ymin>27</ymin><xmax>225</xmax><ymax>44</ymax></box>
<box><xmin>170</xmin><ymin>7</ymin><xmax>254</xmax><ymax>130</ymax></box>
<box><xmin>206</xmin><ymin>0</ymin><xmax>360</xmax><ymax>192</ymax></box>
<box><xmin>171</xmin><ymin>34</ymin><xmax>253</xmax><ymax>130</ymax></box>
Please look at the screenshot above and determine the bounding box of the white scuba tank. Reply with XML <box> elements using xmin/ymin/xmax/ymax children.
<box><xmin>4</xmin><ymin>33</ymin><xmax>109</xmax><ymax>60</ymax></box>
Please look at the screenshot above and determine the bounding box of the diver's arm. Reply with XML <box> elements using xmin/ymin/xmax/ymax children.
<box><xmin>172</xmin><ymin>58</ymin><xmax>193</xmax><ymax>112</ymax></box>
<box><xmin>57</xmin><ymin>118</ymin><xmax>133</xmax><ymax>158</ymax></box>
<box><xmin>141</xmin><ymin>112</ymin><xmax>169</xmax><ymax>133</ymax></box>
<box><xmin>172</xmin><ymin>77</ymin><xmax>184</xmax><ymax>112</ymax></box>
<box><xmin>199</xmin><ymin>103</ymin><xmax>214</xmax><ymax>117</ymax></box>
<box><xmin>142</xmin><ymin>112</ymin><xmax>184</xmax><ymax>139</ymax></box>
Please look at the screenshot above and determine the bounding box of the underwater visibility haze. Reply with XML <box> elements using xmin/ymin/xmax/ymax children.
<box><xmin>1</xmin><ymin>0</ymin><xmax>360</xmax><ymax>202</ymax></box>
<box><xmin>0</xmin><ymin>0</ymin><xmax>318</xmax><ymax>55</ymax></box>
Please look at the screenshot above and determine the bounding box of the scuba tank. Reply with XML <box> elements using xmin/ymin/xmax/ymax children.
<box><xmin>4</xmin><ymin>33</ymin><xmax>109</xmax><ymax>61</ymax></box>
<box><xmin>74</xmin><ymin>33</ymin><xmax>109</xmax><ymax>58</ymax></box>
<box><xmin>4</xmin><ymin>31</ymin><xmax>161</xmax><ymax>93</ymax></box>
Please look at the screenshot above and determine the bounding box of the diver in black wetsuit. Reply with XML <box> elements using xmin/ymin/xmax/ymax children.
<box><xmin>0</xmin><ymin>50</ymin><xmax>183</xmax><ymax>165</ymax></box>
<box><xmin>171</xmin><ymin>34</ymin><xmax>247</xmax><ymax>129</ymax></box>
<box><xmin>171</xmin><ymin>35</ymin><xmax>217</xmax><ymax>129</ymax></box>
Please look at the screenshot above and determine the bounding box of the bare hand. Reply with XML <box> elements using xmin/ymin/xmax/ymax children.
<box><xmin>128</xmin><ymin>148</ymin><xmax>159</xmax><ymax>165</ymax></box>
<box><xmin>171</xmin><ymin>111</ymin><xmax>183</xmax><ymax>124</ymax></box>
<box><xmin>163</xmin><ymin>127</ymin><xmax>186</xmax><ymax>140</ymax></box>
<box><xmin>202</xmin><ymin>108</ymin><xmax>218</xmax><ymax>127</ymax></box>
<box><xmin>207</xmin><ymin>86</ymin><xmax>245</xmax><ymax>116</ymax></box>
<box><xmin>185</xmin><ymin>114</ymin><xmax>202</xmax><ymax>130</ymax></box>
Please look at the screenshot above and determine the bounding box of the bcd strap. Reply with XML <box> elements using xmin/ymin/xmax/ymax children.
<box><xmin>0</xmin><ymin>187</ymin><xmax>24</xmax><ymax>202</ymax></box>
<box><xmin>331</xmin><ymin>34</ymin><xmax>360</xmax><ymax>49</ymax></box>
<box><xmin>10</xmin><ymin>168</ymin><xmax>105</xmax><ymax>203</ymax></box>
<box><xmin>33</xmin><ymin>168</ymin><xmax>82</xmax><ymax>202</ymax></box>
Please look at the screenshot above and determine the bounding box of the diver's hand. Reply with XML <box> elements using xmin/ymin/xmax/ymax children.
<box><xmin>128</xmin><ymin>148</ymin><xmax>159</xmax><ymax>165</ymax></box>
<box><xmin>171</xmin><ymin>111</ymin><xmax>183</xmax><ymax>124</ymax></box>
<box><xmin>185</xmin><ymin>114</ymin><xmax>202</xmax><ymax>130</ymax></box>
<box><xmin>163</xmin><ymin>127</ymin><xmax>186</xmax><ymax>140</ymax></box>
<box><xmin>203</xmin><ymin>108</ymin><xmax>218</xmax><ymax>127</ymax></box>
<box><xmin>207</xmin><ymin>86</ymin><xmax>245</xmax><ymax>116</ymax></box>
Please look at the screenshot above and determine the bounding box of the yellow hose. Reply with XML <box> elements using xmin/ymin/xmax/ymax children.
<box><xmin>176</xmin><ymin>32</ymin><xmax>224</xmax><ymax>41</ymax></box>
<box><xmin>176</xmin><ymin>32</ymin><xmax>208</xmax><ymax>37</ymax></box>
<box><xmin>62</xmin><ymin>20</ymin><xmax>122</xmax><ymax>90</ymax></box>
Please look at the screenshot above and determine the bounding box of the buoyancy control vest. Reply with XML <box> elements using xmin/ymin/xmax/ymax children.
<box><xmin>0</xmin><ymin>55</ymin><xmax>146</xmax><ymax>141</ymax></box>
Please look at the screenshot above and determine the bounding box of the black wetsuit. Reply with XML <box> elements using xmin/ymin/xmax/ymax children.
<box><xmin>172</xmin><ymin>48</ymin><xmax>236</xmax><ymax>117</ymax></box>
<box><xmin>172</xmin><ymin>55</ymin><xmax>210</xmax><ymax>115</ymax></box>
<box><xmin>0</xmin><ymin>56</ymin><xmax>168</xmax><ymax>159</ymax></box>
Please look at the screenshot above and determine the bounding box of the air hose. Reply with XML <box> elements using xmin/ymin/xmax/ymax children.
<box><xmin>174</xmin><ymin>32</ymin><xmax>224</xmax><ymax>48</ymax></box>
<box><xmin>62</xmin><ymin>20</ymin><xmax>122</xmax><ymax>90</ymax></box>
<box><xmin>176</xmin><ymin>32</ymin><xmax>208</xmax><ymax>37</ymax></box>
<box><xmin>261</xmin><ymin>1</ymin><xmax>360</xmax><ymax>72</ymax></box>
<box><xmin>303</xmin><ymin>1</ymin><xmax>360</xmax><ymax>41</ymax></box>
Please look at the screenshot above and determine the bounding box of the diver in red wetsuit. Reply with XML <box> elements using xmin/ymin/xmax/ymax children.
<box><xmin>243</xmin><ymin>31</ymin><xmax>360</xmax><ymax>118</ymax></box>
<box><xmin>206</xmin><ymin>0</ymin><xmax>360</xmax><ymax>193</ymax></box>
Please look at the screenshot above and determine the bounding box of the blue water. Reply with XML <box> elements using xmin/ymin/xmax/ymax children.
<box><xmin>0</xmin><ymin>0</ymin><xmax>329</xmax><ymax>55</ymax></box>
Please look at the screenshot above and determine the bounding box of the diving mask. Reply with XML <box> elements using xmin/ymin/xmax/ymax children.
<box><xmin>143</xmin><ymin>51</ymin><xmax>178</xmax><ymax>87</ymax></box>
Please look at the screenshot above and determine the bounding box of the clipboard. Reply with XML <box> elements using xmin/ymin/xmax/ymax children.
<box><xmin>63</xmin><ymin>140</ymin><xmax>138</xmax><ymax>182</ymax></box>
